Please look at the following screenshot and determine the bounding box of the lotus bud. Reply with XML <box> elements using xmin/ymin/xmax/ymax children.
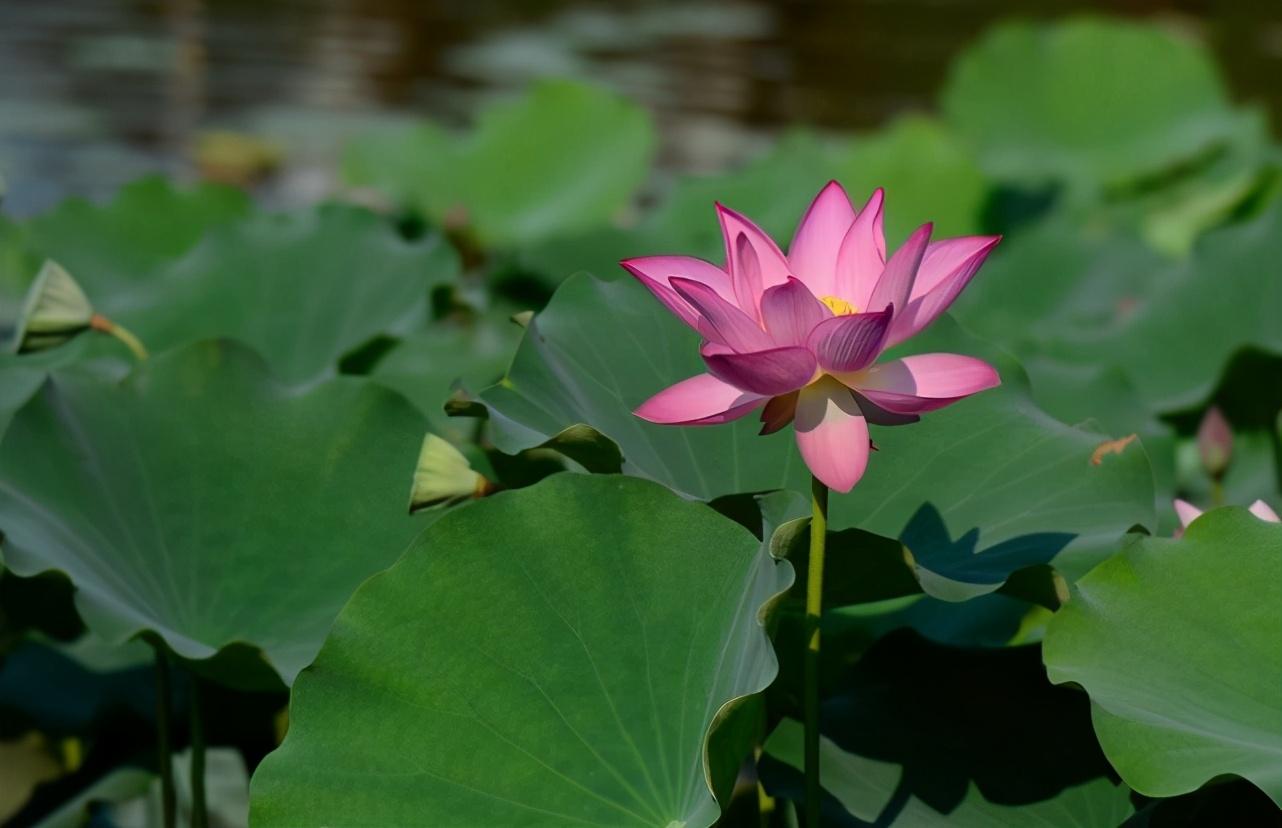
<box><xmin>1196</xmin><ymin>406</ymin><xmax>1232</xmax><ymax>480</ymax></box>
<box><xmin>407</xmin><ymin>433</ymin><xmax>494</xmax><ymax>513</ymax></box>
<box><xmin>11</xmin><ymin>260</ymin><xmax>94</xmax><ymax>354</ymax></box>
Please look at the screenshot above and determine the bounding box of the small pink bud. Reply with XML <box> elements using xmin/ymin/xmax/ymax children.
<box><xmin>1197</xmin><ymin>406</ymin><xmax>1233</xmax><ymax>479</ymax></box>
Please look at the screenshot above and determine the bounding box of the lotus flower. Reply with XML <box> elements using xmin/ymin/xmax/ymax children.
<box><xmin>1174</xmin><ymin>498</ymin><xmax>1279</xmax><ymax>536</ymax></box>
<box><xmin>624</xmin><ymin>182</ymin><xmax>1001</xmax><ymax>491</ymax></box>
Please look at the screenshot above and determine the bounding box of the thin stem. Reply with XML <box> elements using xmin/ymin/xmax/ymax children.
<box><xmin>153</xmin><ymin>644</ymin><xmax>177</xmax><ymax>828</ymax></box>
<box><xmin>90</xmin><ymin>313</ymin><xmax>149</xmax><ymax>361</ymax></box>
<box><xmin>190</xmin><ymin>675</ymin><xmax>208</xmax><ymax>828</ymax></box>
<box><xmin>804</xmin><ymin>475</ymin><xmax>828</xmax><ymax>828</ymax></box>
<box><xmin>1210</xmin><ymin>477</ymin><xmax>1225</xmax><ymax>509</ymax></box>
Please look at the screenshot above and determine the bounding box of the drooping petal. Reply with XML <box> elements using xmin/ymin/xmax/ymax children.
<box><xmin>835</xmin><ymin>188</ymin><xmax>886</xmax><ymax>308</ymax></box>
<box><xmin>886</xmin><ymin>235</ymin><xmax>1000</xmax><ymax>347</ymax></box>
<box><xmin>1173</xmin><ymin>498</ymin><xmax>1203</xmax><ymax>530</ymax></box>
<box><xmin>759</xmin><ymin>391</ymin><xmax>799</xmax><ymax>435</ymax></box>
<box><xmin>759</xmin><ymin>277</ymin><xmax>832</xmax><ymax>346</ymax></box>
<box><xmin>852</xmin><ymin>353</ymin><xmax>1000</xmax><ymax>413</ymax></box>
<box><xmin>865</xmin><ymin>223</ymin><xmax>932</xmax><ymax>318</ymax></box>
<box><xmin>635</xmin><ymin>373</ymin><xmax>766</xmax><ymax>425</ymax></box>
<box><xmin>670</xmin><ymin>277</ymin><xmax>773</xmax><ymax>353</ymax></box>
<box><xmin>794</xmin><ymin>378</ymin><xmax>871</xmax><ymax>493</ymax></box>
<box><xmin>718</xmin><ymin>203</ymin><xmax>792</xmax><ymax>316</ymax></box>
<box><xmin>807</xmin><ymin>309</ymin><xmax>892</xmax><ymax>373</ymax></box>
<box><xmin>703</xmin><ymin>346</ymin><xmax>817</xmax><ymax>396</ymax></box>
<box><xmin>620</xmin><ymin>255</ymin><xmax>735</xmax><ymax>330</ymax></box>
<box><xmin>787</xmin><ymin>181</ymin><xmax>856</xmax><ymax>298</ymax></box>
<box><xmin>1249</xmin><ymin>499</ymin><xmax>1281</xmax><ymax>522</ymax></box>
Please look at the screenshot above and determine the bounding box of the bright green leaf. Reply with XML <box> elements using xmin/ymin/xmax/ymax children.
<box><xmin>250</xmin><ymin>473</ymin><xmax>792</xmax><ymax>827</ymax></box>
<box><xmin>0</xmin><ymin>340</ymin><xmax>428</xmax><ymax>685</ymax></box>
<box><xmin>1044</xmin><ymin>507</ymin><xmax>1282</xmax><ymax>805</ymax></box>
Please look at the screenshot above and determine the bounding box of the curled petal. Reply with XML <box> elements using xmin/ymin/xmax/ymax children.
<box><xmin>760</xmin><ymin>277</ymin><xmax>832</xmax><ymax>346</ymax></box>
<box><xmin>759</xmin><ymin>391</ymin><xmax>799</xmax><ymax>435</ymax></box>
<box><xmin>635</xmin><ymin>373</ymin><xmax>766</xmax><ymax>425</ymax></box>
<box><xmin>620</xmin><ymin>255</ymin><xmax>735</xmax><ymax>331</ymax></box>
<box><xmin>807</xmin><ymin>309</ymin><xmax>892</xmax><ymax>373</ymax></box>
<box><xmin>866</xmin><ymin>223</ymin><xmax>932</xmax><ymax>317</ymax></box>
<box><xmin>787</xmin><ymin>181</ymin><xmax>856</xmax><ymax>298</ymax></box>
<box><xmin>854</xmin><ymin>353</ymin><xmax>1000</xmax><ymax>413</ymax></box>
<box><xmin>718</xmin><ymin>203</ymin><xmax>792</xmax><ymax>315</ymax></box>
<box><xmin>835</xmin><ymin>188</ymin><xmax>887</xmax><ymax>308</ymax></box>
<box><xmin>670</xmin><ymin>277</ymin><xmax>773</xmax><ymax>353</ymax></box>
<box><xmin>888</xmin><ymin>235</ymin><xmax>1000</xmax><ymax>347</ymax></box>
<box><xmin>704</xmin><ymin>346</ymin><xmax>817</xmax><ymax>397</ymax></box>
<box><xmin>795</xmin><ymin>378</ymin><xmax>871</xmax><ymax>493</ymax></box>
<box><xmin>1249</xmin><ymin>499</ymin><xmax>1281</xmax><ymax>523</ymax></box>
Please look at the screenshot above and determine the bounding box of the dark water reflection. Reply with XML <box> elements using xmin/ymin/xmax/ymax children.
<box><xmin>1</xmin><ymin>0</ymin><xmax>1280</xmax><ymax>215</ymax></box>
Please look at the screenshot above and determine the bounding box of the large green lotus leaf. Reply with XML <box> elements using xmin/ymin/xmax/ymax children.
<box><xmin>129</xmin><ymin>205</ymin><xmax>459</xmax><ymax>383</ymax></box>
<box><xmin>1067</xmin><ymin>203</ymin><xmax>1282</xmax><ymax>412</ymax></box>
<box><xmin>474</xmin><ymin>272</ymin><xmax>1154</xmax><ymax>590</ymax></box>
<box><xmin>954</xmin><ymin>205</ymin><xmax>1282</xmax><ymax>414</ymax></box>
<box><xmin>23</xmin><ymin>176</ymin><xmax>249</xmax><ymax>297</ymax></box>
<box><xmin>0</xmin><ymin>341</ymin><xmax>428</xmax><ymax>685</ymax></box>
<box><xmin>250</xmin><ymin>473</ymin><xmax>792</xmax><ymax>826</ymax></box>
<box><xmin>941</xmin><ymin>17</ymin><xmax>1263</xmax><ymax>190</ymax></box>
<box><xmin>344</xmin><ymin>80</ymin><xmax>654</xmax><ymax>246</ymax></box>
<box><xmin>761</xmin><ymin>631</ymin><xmax>1131</xmax><ymax>825</ymax></box>
<box><xmin>1044</xmin><ymin>507</ymin><xmax>1282</xmax><ymax>805</ymax></box>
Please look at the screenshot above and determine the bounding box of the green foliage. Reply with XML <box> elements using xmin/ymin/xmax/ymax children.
<box><xmin>343</xmin><ymin>80</ymin><xmax>655</xmax><ymax>246</ymax></box>
<box><xmin>1</xmin><ymin>14</ymin><xmax>1280</xmax><ymax>825</ymax></box>
<box><xmin>1044</xmin><ymin>508</ymin><xmax>1282</xmax><ymax>806</ymax></box>
<box><xmin>941</xmin><ymin>17</ymin><xmax>1263</xmax><ymax>191</ymax></box>
<box><xmin>0</xmin><ymin>341</ymin><xmax>428</xmax><ymax>685</ymax></box>
<box><xmin>250</xmin><ymin>474</ymin><xmax>791</xmax><ymax>826</ymax></box>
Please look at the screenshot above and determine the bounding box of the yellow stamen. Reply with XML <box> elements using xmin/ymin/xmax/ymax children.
<box><xmin>820</xmin><ymin>295</ymin><xmax>857</xmax><ymax>316</ymax></box>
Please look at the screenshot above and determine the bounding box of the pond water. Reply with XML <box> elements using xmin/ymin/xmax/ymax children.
<box><xmin>1</xmin><ymin>0</ymin><xmax>1280</xmax><ymax>215</ymax></box>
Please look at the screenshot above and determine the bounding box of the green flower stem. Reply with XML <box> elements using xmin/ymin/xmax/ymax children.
<box><xmin>90</xmin><ymin>313</ymin><xmax>149</xmax><ymax>361</ymax></box>
<box><xmin>153</xmin><ymin>644</ymin><xmax>177</xmax><ymax>828</ymax></box>
<box><xmin>191</xmin><ymin>674</ymin><xmax>208</xmax><ymax>828</ymax></box>
<box><xmin>804</xmin><ymin>475</ymin><xmax>828</xmax><ymax>828</ymax></box>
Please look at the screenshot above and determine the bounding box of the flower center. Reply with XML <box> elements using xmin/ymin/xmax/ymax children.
<box><xmin>820</xmin><ymin>295</ymin><xmax>857</xmax><ymax>316</ymax></box>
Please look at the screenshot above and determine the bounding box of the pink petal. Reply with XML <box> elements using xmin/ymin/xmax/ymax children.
<box><xmin>807</xmin><ymin>309</ymin><xmax>892</xmax><ymax>373</ymax></box>
<box><xmin>703</xmin><ymin>346</ymin><xmax>817</xmax><ymax>396</ymax></box>
<box><xmin>1173</xmin><ymin>498</ymin><xmax>1202</xmax><ymax>530</ymax></box>
<box><xmin>759</xmin><ymin>391</ymin><xmax>799</xmax><ymax>435</ymax></box>
<box><xmin>887</xmin><ymin>235</ymin><xmax>1000</xmax><ymax>348</ymax></box>
<box><xmin>620</xmin><ymin>255</ymin><xmax>735</xmax><ymax>331</ymax></box>
<box><xmin>670</xmin><ymin>277</ymin><xmax>773</xmax><ymax>353</ymax></box>
<box><xmin>787</xmin><ymin>181</ymin><xmax>856</xmax><ymax>298</ymax></box>
<box><xmin>1249</xmin><ymin>499</ymin><xmax>1280</xmax><ymax>523</ymax></box>
<box><xmin>866</xmin><ymin>223</ymin><xmax>931</xmax><ymax>319</ymax></box>
<box><xmin>718</xmin><ymin>203</ymin><xmax>792</xmax><ymax>316</ymax></box>
<box><xmin>853</xmin><ymin>353</ymin><xmax>1000</xmax><ymax>413</ymax></box>
<box><xmin>794</xmin><ymin>378</ymin><xmax>871</xmax><ymax>493</ymax></box>
<box><xmin>911</xmin><ymin>236</ymin><xmax>1002</xmax><ymax>299</ymax></box>
<box><xmin>835</xmin><ymin>189</ymin><xmax>887</xmax><ymax>309</ymax></box>
<box><xmin>635</xmin><ymin>373</ymin><xmax>766</xmax><ymax>425</ymax></box>
<box><xmin>759</xmin><ymin>277</ymin><xmax>832</xmax><ymax>346</ymax></box>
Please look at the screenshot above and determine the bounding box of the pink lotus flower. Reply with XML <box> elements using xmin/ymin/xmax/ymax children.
<box><xmin>1173</xmin><ymin>498</ymin><xmax>1279</xmax><ymax>536</ymax></box>
<box><xmin>624</xmin><ymin>181</ymin><xmax>1002</xmax><ymax>492</ymax></box>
